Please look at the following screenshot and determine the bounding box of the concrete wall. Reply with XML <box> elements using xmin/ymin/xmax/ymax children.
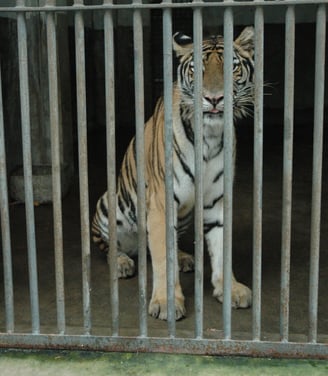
<box><xmin>0</xmin><ymin>1</ymin><xmax>73</xmax><ymax>201</ymax></box>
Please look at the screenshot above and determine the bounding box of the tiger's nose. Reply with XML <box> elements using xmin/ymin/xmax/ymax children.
<box><xmin>204</xmin><ymin>95</ymin><xmax>224</xmax><ymax>107</ymax></box>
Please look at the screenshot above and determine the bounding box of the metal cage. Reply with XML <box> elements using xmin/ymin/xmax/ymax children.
<box><xmin>0</xmin><ymin>0</ymin><xmax>327</xmax><ymax>359</ymax></box>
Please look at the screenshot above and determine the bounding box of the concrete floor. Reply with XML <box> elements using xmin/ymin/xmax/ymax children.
<box><xmin>0</xmin><ymin>113</ymin><xmax>327</xmax><ymax>346</ymax></box>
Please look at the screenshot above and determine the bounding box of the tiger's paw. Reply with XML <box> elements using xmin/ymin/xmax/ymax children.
<box><xmin>107</xmin><ymin>252</ymin><xmax>136</xmax><ymax>278</ymax></box>
<box><xmin>178</xmin><ymin>250</ymin><xmax>194</xmax><ymax>272</ymax></box>
<box><xmin>213</xmin><ymin>280</ymin><xmax>252</xmax><ymax>309</ymax></box>
<box><xmin>148</xmin><ymin>295</ymin><xmax>186</xmax><ymax>321</ymax></box>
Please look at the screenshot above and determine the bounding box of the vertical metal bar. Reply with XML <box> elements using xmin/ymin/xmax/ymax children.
<box><xmin>280</xmin><ymin>5</ymin><xmax>295</xmax><ymax>343</ymax></box>
<box><xmin>0</xmin><ymin>63</ymin><xmax>15</xmax><ymax>334</ymax></box>
<box><xmin>309</xmin><ymin>3</ymin><xmax>326</xmax><ymax>344</ymax></box>
<box><xmin>17</xmin><ymin>0</ymin><xmax>40</xmax><ymax>334</ymax></box>
<box><xmin>193</xmin><ymin>3</ymin><xmax>204</xmax><ymax>340</ymax></box>
<box><xmin>45</xmin><ymin>0</ymin><xmax>66</xmax><ymax>335</ymax></box>
<box><xmin>133</xmin><ymin>0</ymin><xmax>148</xmax><ymax>337</ymax></box>
<box><xmin>104</xmin><ymin>0</ymin><xmax>119</xmax><ymax>338</ymax></box>
<box><xmin>163</xmin><ymin>0</ymin><xmax>175</xmax><ymax>337</ymax></box>
<box><xmin>223</xmin><ymin>1</ymin><xmax>234</xmax><ymax>341</ymax></box>
<box><xmin>252</xmin><ymin>2</ymin><xmax>264</xmax><ymax>342</ymax></box>
<box><xmin>74</xmin><ymin>0</ymin><xmax>91</xmax><ymax>335</ymax></box>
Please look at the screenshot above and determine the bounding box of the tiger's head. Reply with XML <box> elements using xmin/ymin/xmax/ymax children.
<box><xmin>173</xmin><ymin>27</ymin><xmax>255</xmax><ymax>125</ymax></box>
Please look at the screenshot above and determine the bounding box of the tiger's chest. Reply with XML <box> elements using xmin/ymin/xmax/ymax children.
<box><xmin>173</xmin><ymin>114</ymin><xmax>227</xmax><ymax>216</ymax></box>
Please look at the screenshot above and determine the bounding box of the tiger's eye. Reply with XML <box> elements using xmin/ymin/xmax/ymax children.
<box><xmin>233</xmin><ymin>57</ymin><xmax>240</xmax><ymax>71</ymax></box>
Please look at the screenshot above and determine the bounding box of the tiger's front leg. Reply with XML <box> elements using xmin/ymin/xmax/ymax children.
<box><xmin>204</xmin><ymin>199</ymin><xmax>252</xmax><ymax>308</ymax></box>
<box><xmin>147</xmin><ymin>193</ymin><xmax>186</xmax><ymax>320</ymax></box>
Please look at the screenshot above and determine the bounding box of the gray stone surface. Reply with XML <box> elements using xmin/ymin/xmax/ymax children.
<box><xmin>9</xmin><ymin>164</ymin><xmax>72</xmax><ymax>203</ymax></box>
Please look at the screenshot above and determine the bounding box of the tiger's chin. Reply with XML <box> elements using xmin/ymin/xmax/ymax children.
<box><xmin>203</xmin><ymin>111</ymin><xmax>224</xmax><ymax>123</ymax></box>
<box><xmin>204</xmin><ymin>111</ymin><xmax>224</xmax><ymax>117</ymax></box>
<box><xmin>203</xmin><ymin>112</ymin><xmax>225</xmax><ymax>132</ymax></box>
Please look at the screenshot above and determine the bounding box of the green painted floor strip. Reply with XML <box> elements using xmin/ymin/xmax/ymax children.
<box><xmin>0</xmin><ymin>351</ymin><xmax>327</xmax><ymax>376</ymax></box>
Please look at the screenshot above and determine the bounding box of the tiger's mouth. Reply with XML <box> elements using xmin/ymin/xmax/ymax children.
<box><xmin>203</xmin><ymin>105</ymin><xmax>224</xmax><ymax>115</ymax></box>
<box><xmin>204</xmin><ymin>109</ymin><xmax>224</xmax><ymax>116</ymax></box>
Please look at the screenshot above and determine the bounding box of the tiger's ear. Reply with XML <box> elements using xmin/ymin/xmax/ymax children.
<box><xmin>234</xmin><ymin>26</ymin><xmax>254</xmax><ymax>57</ymax></box>
<box><xmin>173</xmin><ymin>32</ymin><xmax>194</xmax><ymax>58</ymax></box>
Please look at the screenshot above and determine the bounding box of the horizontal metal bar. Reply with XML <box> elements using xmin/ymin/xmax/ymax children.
<box><xmin>0</xmin><ymin>1</ymin><xmax>326</xmax><ymax>13</ymax></box>
<box><xmin>0</xmin><ymin>334</ymin><xmax>327</xmax><ymax>359</ymax></box>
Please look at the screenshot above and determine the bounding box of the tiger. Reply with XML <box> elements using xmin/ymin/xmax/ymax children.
<box><xmin>92</xmin><ymin>26</ymin><xmax>255</xmax><ymax>320</ymax></box>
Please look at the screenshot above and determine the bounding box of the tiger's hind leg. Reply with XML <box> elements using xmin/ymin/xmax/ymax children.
<box><xmin>92</xmin><ymin>221</ymin><xmax>136</xmax><ymax>278</ymax></box>
<box><xmin>93</xmin><ymin>239</ymin><xmax>136</xmax><ymax>278</ymax></box>
<box><xmin>107</xmin><ymin>251</ymin><xmax>135</xmax><ymax>278</ymax></box>
<box><xmin>178</xmin><ymin>250</ymin><xmax>194</xmax><ymax>272</ymax></box>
